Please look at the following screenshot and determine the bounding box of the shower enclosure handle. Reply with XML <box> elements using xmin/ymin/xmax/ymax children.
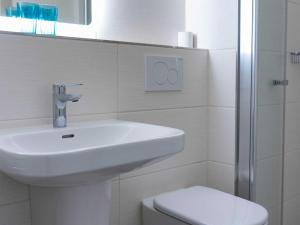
<box><xmin>273</xmin><ymin>80</ymin><xmax>289</xmax><ymax>86</ymax></box>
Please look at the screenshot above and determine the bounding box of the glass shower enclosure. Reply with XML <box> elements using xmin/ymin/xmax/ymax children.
<box><xmin>236</xmin><ymin>0</ymin><xmax>287</xmax><ymax>225</ymax></box>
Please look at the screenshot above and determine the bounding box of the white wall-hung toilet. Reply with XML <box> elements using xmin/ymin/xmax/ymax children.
<box><xmin>143</xmin><ymin>186</ymin><xmax>268</xmax><ymax>225</ymax></box>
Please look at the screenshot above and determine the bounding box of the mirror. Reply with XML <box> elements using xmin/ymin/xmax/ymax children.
<box><xmin>0</xmin><ymin>0</ymin><xmax>91</xmax><ymax>24</ymax></box>
<box><xmin>0</xmin><ymin>0</ymin><xmax>201</xmax><ymax>49</ymax></box>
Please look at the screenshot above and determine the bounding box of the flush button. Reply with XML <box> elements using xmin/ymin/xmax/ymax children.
<box><xmin>145</xmin><ymin>56</ymin><xmax>183</xmax><ymax>91</ymax></box>
<box><xmin>153</xmin><ymin>62</ymin><xmax>168</xmax><ymax>85</ymax></box>
<box><xmin>168</xmin><ymin>69</ymin><xmax>179</xmax><ymax>85</ymax></box>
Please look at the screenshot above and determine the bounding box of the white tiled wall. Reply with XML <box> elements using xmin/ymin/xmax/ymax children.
<box><xmin>208</xmin><ymin>107</ymin><xmax>235</xmax><ymax>165</ymax></box>
<box><xmin>116</xmin><ymin>44</ymin><xmax>209</xmax><ymax>225</ymax></box>
<box><xmin>207</xmin><ymin>161</ymin><xmax>235</xmax><ymax>194</ymax></box>
<box><xmin>0</xmin><ymin>0</ymin><xmax>238</xmax><ymax>224</ymax></box>
<box><xmin>208</xmin><ymin>50</ymin><xmax>237</xmax><ymax>108</ymax></box>
<box><xmin>207</xmin><ymin>49</ymin><xmax>237</xmax><ymax>194</ymax></box>
<box><xmin>186</xmin><ymin>0</ymin><xmax>238</xmax><ymax>195</ymax></box>
<box><xmin>256</xmin><ymin>156</ymin><xmax>283</xmax><ymax>209</ymax></box>
<box><xmin>0</xmin><ymin>201</ymin><xmax>31</xmax><ymax>225</ymax></box>
<box><xmin>0</xmin><ymin>34</ymin><xmax>211</xmax><ymax>225</ymax></box>
<box><xmin>207</xmin><ymin>55</ymin><xmax>236</xmax><ymax>194</ymax></box>
<box><xmin>0</xmin><ymin>174</ymin><xmax>30</xmax><ymax>225</ymax></box>
<box><xmin>284</xmin><ymin>1</ymin><xmax>300</xmax><ymax>225</ymax></box>
<box><xmin>0</xmin><ymin>35</ymin><xmax>118</xmax><ymax>120</ymax></box>
<box><xmin>258</xmin><ymin>0</ymin><xmax>286</xmax><ymax>52</ymax></box>
<box><xmin>257</xmin><ymin>105</ymin><xmax>283</xmax><ymax>160</ymax></box>
<box><xmin>117</xmin><ymin>45</ymin><xmax>208</xmax><ymax>112</ymax></box>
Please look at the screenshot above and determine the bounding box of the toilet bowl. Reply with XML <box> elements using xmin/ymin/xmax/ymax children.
<box><xmin>143</xmin><ymin>186</ymin><xmax>268</xmax><ymax>225</ymax></box>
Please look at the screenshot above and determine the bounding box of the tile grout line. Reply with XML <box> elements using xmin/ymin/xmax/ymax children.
<box><xmin>119</xmin><ymin>161</ymin><xmax>208</xmax><ymax>181</ymax></box>
<box><xmin>206</xmin><ymin>52</ymin><xmax>211</xmax><ymax>185</ymax></box>
<box><xmin>0</xmin><ymin>199</ymin><xmax>29</xmax><ymax>208</ymax></box>
<box><xmin>116</xmin><ymin>45</ymin><xmax>121</xmax><ymax>225</ymax></box>
<box><xmin>206</xmin><ymin>160</ymin><xmax>235</xmax><ymax>167</ymax></box>
<box><xmin>28</xmin><ymin>187</ymin><xmax>33</xmax><ymax>225</ymax></box>
<box><xmin>119</xmin><ymin>105</ymin><xmax>235</xmax><ymax>114</ymax></box>
<box><xmin>0</xmin><ymin>107</ymin><xmax>198</xmax><ymax>125</ymax></box>
<box><xmin>0</xmin><ymin>106</ymin><xmax>238</xmax><ymax>124</ymax></box>
<box><xmin>116</xmin><ymin>45</ymin><xmax>120</xmax><ymax>120</ymax></box>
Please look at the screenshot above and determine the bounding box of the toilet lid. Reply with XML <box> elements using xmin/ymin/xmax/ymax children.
<box><xmin>153</xmin><ymin>186</ymin><xmax>268</xmax><ymax>225</ymax></box>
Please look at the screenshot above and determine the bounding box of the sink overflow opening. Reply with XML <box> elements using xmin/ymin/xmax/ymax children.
<box><xmin>62</xmin><ymin>134</ymin><xmax>75</xmax><ymax>139</ymax></box>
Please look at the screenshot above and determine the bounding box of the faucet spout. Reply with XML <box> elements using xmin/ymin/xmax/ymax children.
<box><xmin>57</xmin><ymin>93</ymin><xmax>82</xmax><ymax>103</ymax></box>
<box><xmin>70</xmin><ymin>94</ymin><xmax>82</xmax><ymax>102</ymax></box>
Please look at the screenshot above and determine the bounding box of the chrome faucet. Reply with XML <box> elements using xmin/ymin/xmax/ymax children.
<box><xmin>53</xmin><ymin>83</ymin><xmax>83</xmax><ymax>128</ymax></box>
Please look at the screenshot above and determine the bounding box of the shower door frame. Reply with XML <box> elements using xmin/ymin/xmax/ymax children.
<box><xmin>235</xmin><ymin>0</ymin><xmax>258</xmax><ymax>200</ymax></box>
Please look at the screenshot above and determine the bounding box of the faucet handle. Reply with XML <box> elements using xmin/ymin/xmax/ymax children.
<box><xmin>64</xmin><ymin>83</ymin><xmax>84</xmax><ymax>87</ymax></box>
<box><xmin>54</xmin><ymin>83</ymin><xmax>84</xmax><ymax>88</ymax></box>
<box><xmin>53</xmin><ymin>83</ymin><xmax>83</xmax><ymax>97</ymax></box>
<box><xmin>53</xmin><ymin>83</ymin><xmax>83</xmax><ymax>93</ymax></box>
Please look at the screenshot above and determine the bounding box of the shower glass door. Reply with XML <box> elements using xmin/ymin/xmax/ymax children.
<box><xmin>254</xmin><ymin>0</ymin><xmax>287</xmax><ymax>224</ymax></box>
<box><xmin>237</xmin><ymin>0</ymin><xmax>287</xmax><ymax>225</ymax></box>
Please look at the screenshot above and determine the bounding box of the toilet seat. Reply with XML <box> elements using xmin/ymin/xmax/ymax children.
<box><xmin>144</xmin><ymin>186</ymin><xmax>268</xmax><ymax>225</ymax></box>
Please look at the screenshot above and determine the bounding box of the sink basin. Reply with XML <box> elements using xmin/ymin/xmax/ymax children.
<box><xmin>0</xmin><ymin>120</ymin><xmax>184</xmax><ymax>225</ymax></box>
<box><xmin>0</xmin><ymin>120</ymin><xmax>184</xmax><ymax>186</ymax></box>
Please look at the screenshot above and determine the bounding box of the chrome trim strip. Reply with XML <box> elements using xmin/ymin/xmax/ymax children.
<box><xmin>236</xmin><ymin>0</ymin><xmax>257</xmax><ymax>200</ymax></box>
<box><xmin>280</xmin><ymin>0</ymin><xmax>288</xmax><ymax>224</ymax></box>
<box><xmin>235</xmin><ymin>0</ymin><xmax>241</xmax><ymax>197</ymax></box>
<box><xmin>250</xmin><ymin>0</ymin><xmax>258</xmax><ymax>201</ymax></box>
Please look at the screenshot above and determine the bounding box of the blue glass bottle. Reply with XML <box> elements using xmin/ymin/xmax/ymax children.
<box><xmin>6</xmin><ymin>7</ymin><xmax>19</xmax><ymax>17</ymax></box>
<box><xmin>17</xmin><ymin>2</ymin><xmax>39</xmax><ymax>34</ymax></box>
<box><xmin>36</xmin><ymin>5</ymin><xmax>58</xmax><ymax>36</ymax></box>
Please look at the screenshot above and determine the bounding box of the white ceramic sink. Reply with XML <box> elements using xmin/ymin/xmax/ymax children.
<box><xmin>0</xmin><ymin>120</ymin><xmax>184</xmax><ymax>186</ymax></box>
<box><xmin>0</xmin><ymin>120</ymin><xmax>184</xmax><ymax>225</ymax></box>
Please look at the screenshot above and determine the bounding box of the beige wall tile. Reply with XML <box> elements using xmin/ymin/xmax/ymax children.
<box><xmin>118</xmin><ymin>45</ymin><xmax>208</xmax><ymax>112</ymax></box>
<box><xmin>209</xmin><ymin>50</ymin><xmax>236</xmax><ymax>107</ymax></box>
<box><xmin>284</xmin><ymin>150</ymin><xmax>300</xmax><ymax>201</ymax></box>
<box><xmin>255</xmin><ymin>156</ymin><xmax>283</xmax><ymax>209</ymax></box>
<box><xmin>119</xmin><ymin>107</ymin><xmax>208</xmax><ymax>178</ymax></box>
<box><xmin>207</xmin><ymin>161</ymin><xmax>235</xmax><ymax>194</ymax></box>
<box><xmin>208</xmin><ymin>107</ymin><xmax>235</xmax><ymax>164</ymax></box>
<box><xmin>283</xmin><ymin>195</ymin><xmax>300</xmax><ymax>225</ymax></box>
<box><xmin>285</xmin><ymin>103</ymin><xmax>300</xmax><ymax>153</ymax></box>
<box><xmin>267</xmin><ymin>205</ymin><xmax>282</xmax><ymax>225</ymax></box>
<box><xmin>0</xmin><ymin>174</ymin><xmax>28</xmax><ymax>206</ymax></box>
<box><xmin>257</xmin><ymin>105</ymin><xmax>284</xmax><ymax>160</ymax></box>
<box><xmin>257</xmin><ymin>50</ymin><xmax>285</xmax><ymax>106</ymax></box>
<box><xmin>110</xmin><ymin>180</ymin><xmax>120</xmax><ymax>225</ymax></box>
<box><xmin>287</xmin><ymin>2</ymin><xmax>300</xmax><ymax>51</ymax></box>
<box><xmin>0</xmin><ymin>32</ymin><xmax>239</xmax><ymax>225</ymax></box>
<box><xmin>258</xmin><ymin>0</ymin><xmax>286</xmax><ymax>52</ymax></box>
<box><xmin>0</xmin><ymin>113</ymin><xmax>117</xmax><ymax>129</ymax></box>
<box><xmin>0</xmin><ymin>201</ymin><xmax>31</xmax><ymax>225</ymax></box>
<box><xmin>119</xmin><ymin>163</ymin><xmax>207</xmax><ymax>225</ymax></box>
<box><xmin>0</xmin><ymin>34</ymin><xmax>118</xmax><ymax>121</ymax></box>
